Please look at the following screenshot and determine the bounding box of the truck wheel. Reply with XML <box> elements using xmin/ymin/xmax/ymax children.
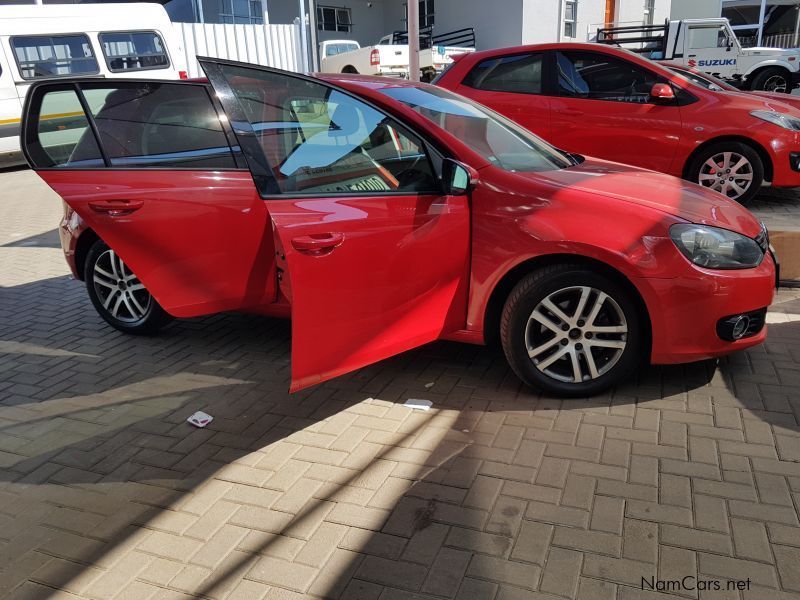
<box><xmin>687</xmin><ymin>141</ymin><xmax>763</xmax><ymax>205</ymax></box>
<box><xmin>85</xmin><ymin>240</ymin><xmax>172</xmax><ymax>335</ymax></box>
<box><xmin>500</xmin><ymin>265</ymin><xmax>641</xmax><ymax>398</ymax></box>
<box><xmin>749</xmin><ymin>67</ymin><xmax>791</xmax><ymax>93</ymax></box>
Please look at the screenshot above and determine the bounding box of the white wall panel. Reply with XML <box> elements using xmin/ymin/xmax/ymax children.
<box><xmin>176</xmin><ymin>21</ymin><xmax>301</xmax><ymax>77</ymax></box>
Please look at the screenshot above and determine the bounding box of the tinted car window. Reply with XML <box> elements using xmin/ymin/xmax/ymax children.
<box><xmin>29</xmin><ymin>89</ymin><xmax>103</xmax><ymax>168</ymax></box>
<box><xmin>12</xmin><ymin>35</ymin><xmax>99</xmax><ymax>79</ymax></box>
<box><xmin>220</xmin><ymin>66</ymin><xmax>438</xmax><ymax>194</ymax></box>
<box><xmin>556</xmin><ymin>51</ymin><xmax>660</xmax><ymax>103</ymax></box>
<box><xmin>463</xmin><ymin>53</ymin><xmax>543</xmax><ymax>94</ymax></box>
<box><xmin>81</xmin><ymin>83</ymin><xmax>236</xmax><ymax>168</ymax></box>
<box><xmin>99</xmin><ymin>31</ymin><xmax>170</xmax><ymax>72</ymax></box>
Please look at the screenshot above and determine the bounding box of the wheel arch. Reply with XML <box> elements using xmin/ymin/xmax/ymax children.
<box><xmin>483</xmin><ymin>254</ymin><xmax>652</xmax><ymax>358</ymax></box>
<box><xmin>341</xmin><ymin>65</ymin><xmax>359</xmax><ymax>74</ymax></box>
<box><xmin>681</xmin><ymin>135</ymin><xmax>773</xmax><ymax>183</ymax></box>
<box><xmin>744</xmin><ymin>62</ymin><xmax>792</xmax><ymax>84</ymax></box>
<box><xmin>74</xmin><ymin>228</ymin><xmax>101</xmax><ymax>281</ymax></box>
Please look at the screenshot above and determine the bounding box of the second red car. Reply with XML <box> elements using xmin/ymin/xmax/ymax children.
<box><xmin>436</xmin><ymin>42</ymin><xmax>800</xmax><ymax>204</ymax></box>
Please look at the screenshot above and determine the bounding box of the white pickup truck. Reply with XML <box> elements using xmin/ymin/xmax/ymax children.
<box><xmin>319</xmin><ymin>28</ymin><xmax>475</xmax><ymax>82</ymax></box>
<box><xmin>595</xmin><ymin>18</ymin><xmax>800</xmax><ymax>93</ymax></box>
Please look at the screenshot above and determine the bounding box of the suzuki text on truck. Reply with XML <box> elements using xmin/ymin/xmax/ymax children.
<box><xmin>21</xmin><ymin>59</ymin><xmax>776</xmax><ymax>396</ymax></box>
<box><xmin>436</xmin><ymin>42</ymin><xmax>800</xmax><ymax>204</ymax></box>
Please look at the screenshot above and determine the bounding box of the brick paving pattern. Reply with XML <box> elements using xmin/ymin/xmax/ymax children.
<box><xmin>1</xmin><ymin>167</ymin><xmax>800</xmax><ymax>599</ymax></box>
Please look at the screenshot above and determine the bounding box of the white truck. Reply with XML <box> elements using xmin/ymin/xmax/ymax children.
<box><xmin>319</xmin><ymin>27</ymin><xmax>475</xmax><ymax>82</ymax></box>
<box><xmin>595</xmin><ymin>18</ymin><xmax>800</xmax><ymax>93</ymax></box>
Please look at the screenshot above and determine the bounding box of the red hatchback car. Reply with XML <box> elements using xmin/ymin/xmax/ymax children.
<box><xmin>436</xmin><ymin>43</ymin><xmax>800</xmax><ymax>204</ymax></box>
<box><xmin>21</xmin><ymin>58</ymin><xmax>777</xmax><ymax>397</ymax></box>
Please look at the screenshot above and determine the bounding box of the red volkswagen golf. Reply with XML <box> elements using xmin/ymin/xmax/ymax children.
<box><xmin>435</xmin><ymin>43</ymin><xmax>800</xmax><ymax>205</ymax></box>
<box><xmin>21</xmin><ymin>58</ymin><xmax>776</xmax><ymax>397</ymax></box>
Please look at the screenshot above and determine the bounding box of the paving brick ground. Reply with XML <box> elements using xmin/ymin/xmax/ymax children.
<box><xmin>1</xmin><ymin>166</ymin><xmax>800</xmax><ymax>599</ymax></box>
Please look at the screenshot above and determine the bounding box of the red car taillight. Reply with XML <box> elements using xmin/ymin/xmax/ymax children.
<box><xmin>370</xmin><ymin>49</ymin><xmax>380</xmax><ymax>66</ymax></box>
<box><xmin>179</xmin><ymin>70</ymin><xmax>189</xmax><ymax>80</ymax></box>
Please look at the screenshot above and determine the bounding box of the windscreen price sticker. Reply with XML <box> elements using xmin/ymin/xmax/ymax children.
<box><xmin>642</xmin><ymin>576</ymin><xmax>751</xmax><ymax>593</ymax></box>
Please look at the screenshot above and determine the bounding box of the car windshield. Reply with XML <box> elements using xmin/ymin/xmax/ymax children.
<box><xmin>379</xmin><ymin>85</ymin><xmax>573</xmax><ymax>172</ymax></box>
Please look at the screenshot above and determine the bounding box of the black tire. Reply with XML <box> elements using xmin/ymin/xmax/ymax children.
<box><xmin>84</xmin><ymin>239</ymin><xmax>171</xmax><ymax>335</ymax></box>
<box><xmin>749</xmin><ymin>67</ymin><xmax>791</xmax><ymax>93</ymax></box>
<box><xmin>500</xmin><ymin>265</ymin><xmax>642</xmax><ymax>398</ymax></box>
<box><xmin>686</xmin><ymin>141</ymin><xmax>764</xmax><ymax>205</ymax></box>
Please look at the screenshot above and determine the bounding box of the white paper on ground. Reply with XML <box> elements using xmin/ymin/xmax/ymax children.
<box><xmin>404</xmin><ymin>398</ymin><xmax>432</xmax><ymax>411</ymax></box>
<box><xmin>187</xmin><ymin>411</ymin><xmax>214</xmax><ymax>428</ymax></box>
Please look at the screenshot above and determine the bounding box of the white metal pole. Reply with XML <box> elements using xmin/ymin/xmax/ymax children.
<box><xmin>794</xmin><ymin>6</ymin><xmax>800</xmax><ymax>48</ymax></box>
<box><xmin>757</xmin><ymin>0</ymin><xmax>766</xmax><ymax>46</ymax></box>
<box><xmin>298</xmin><ymin>0</ymin><xmax>309</xmax><ymax>72</ymax></box>
<box><xmin>407</xmin><ymin>0</ymin><xmax>420</xmax><ymax>82</ymax></box>
<box><xmin>308</xmin><ymin>0</ymin><xmax>319</xmax><ymax>71</ymax></box>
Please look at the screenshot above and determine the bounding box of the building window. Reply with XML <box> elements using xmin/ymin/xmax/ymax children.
<box><xmin>420</xmin><ymin>0</ymin><xmax>435</xmax><ymax>28</ymax></box>
<box><xmin>644</xmin><ymin>0</ymin><xmax>655</xmax><ymax>25</ymax></box>
<box><xmin>317</xmin><ymin>6</ymin><xmax>352</xmax><ymax>32</ymax></box>
<box><xmin>402</xmin><ymin>1</ymin><xmax>435</xmax><ymax>29</ymax></box>
<box><xmin>219</xmin><ymin>0</ymin><xmax>263</xmax><ymax>24</ymax></box>
<box><xmin>564</xmin><ymin>0</ymin><xmax>577</xmax><ymax>38</ymax></box>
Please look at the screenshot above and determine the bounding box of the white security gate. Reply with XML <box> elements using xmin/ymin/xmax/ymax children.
<box><xmin>175</xmin><ymin>22</ymin><xmax>302</xmax><ymax>78</ymax></box>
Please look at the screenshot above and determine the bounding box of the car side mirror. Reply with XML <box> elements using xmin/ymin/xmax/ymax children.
<box><xmin>650</xmin><ymin>83</ymin><xmax>676</xmax><ymax>101</ymax></box>
<box><xmin>442</xmin><ymin>159</ymin><xmax>477</xmax><ymax>195</ymax></box>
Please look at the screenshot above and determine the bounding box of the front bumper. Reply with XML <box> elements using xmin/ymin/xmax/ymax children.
<box><xmin>641</xmin><ymin>251</ymin><xmax>777</xmax><ymax>365</ymax></box>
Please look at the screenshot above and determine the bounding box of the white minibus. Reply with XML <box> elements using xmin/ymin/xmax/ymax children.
<box><xmin>0</xmin><ymin>3</ymin><xmax>187</xmax><ymax>166</ymax></box>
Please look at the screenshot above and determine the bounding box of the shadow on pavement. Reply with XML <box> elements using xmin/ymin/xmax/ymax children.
<box><xmin>1</xmin><ymin>273</ymin><xmax>798</xmax><ymax>598</ymax></box>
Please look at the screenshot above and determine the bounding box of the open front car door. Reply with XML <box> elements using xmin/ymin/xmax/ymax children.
<box><xmin>200</xmin><ymin>58</ymin><xmax>470</xmax><ymax>391</ymax></box>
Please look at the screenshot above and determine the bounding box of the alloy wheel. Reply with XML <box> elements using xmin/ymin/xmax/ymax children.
<box><xmin>763</xmin><ymin>74</ymin><xmax>788</xmax><ymax>93</ymax></box>
<box><xmin>92</xmin><ymin>249</ymin><xmax>151</xmax><ymax>323</ymax></box>
<box><xmin>525</xmin><ymin>285</ymin><xmax>628</xmax><ymax>384</ymax></box>
<box><xmin>697</xmin><ymin>151</ymin><xmax>754</xmax><ymax>200</ymax></box>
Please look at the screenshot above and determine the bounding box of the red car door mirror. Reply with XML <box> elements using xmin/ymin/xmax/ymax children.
<box><xmin>650</xmin><ymin>83</ymin><xmax>676</xmax><ymax>101</ymax></box>
<box><xmin>443</xmin><ymin>158</ymin><xmax>477</xmax><ymax>195</ymax></box>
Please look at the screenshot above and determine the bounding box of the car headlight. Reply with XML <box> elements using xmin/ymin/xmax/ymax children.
<box><xmin>750</xmin><ymin>109</ymin><xmax>800</xmax><ymax>131</ymax></box>
<box><xmin>670</xmin><ymin>224</ymin><xmax>764</xmax><ymax>269</ymax></box>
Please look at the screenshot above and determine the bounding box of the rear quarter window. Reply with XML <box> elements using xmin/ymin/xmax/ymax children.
<box><xmin>27</xmin><ymin>88</ymin><xmax>104</xmax><ymax>168</ymax></box>
<box><xmin>12</xmin><ymin>35</ymin><xmax>99</xmax><ymax>79</ymax></box>
<box><xmin>99</xmin><ymin>31</ymin><xmax>170</xmax><ymax>72</ymax></box>
<box><xmin>462</xmin><ymin>53</ymin><xmax>543</xmax><ymax>94</ymax></box>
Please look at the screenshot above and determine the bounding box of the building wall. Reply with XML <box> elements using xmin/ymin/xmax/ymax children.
<box><xmin>266</xmin><ymin>0</ymin><xmax>675</xmax><ymax>51</ymax></box>
<box><xmin>268</xmin><ymin>0</ymin><xmax>386</xmax><ymax>46</ymax></box>
<box><xmin>671</xmin><ymin>0</ymin><xmax>721</xmax><ymax>19</ymax></box>
<box><xmin>381</xmin><ymin>0</ymin><xmax>524</xmax><ymax>50</ymax></box>
<box><xmin>521</xmin><ymin>0</ymin><xmax>673</xmax><ymax>45</ymax></box>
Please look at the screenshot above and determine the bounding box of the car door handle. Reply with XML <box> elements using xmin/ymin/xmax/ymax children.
<box><xmin>88</xmin><ymin>200</ymin><xmax>144</xmax><ymax>216</ymax></box>
<box><xmin>291</xmin><ymin>232</ymin><xmax>345</xmax><ymax>254</ymax></box>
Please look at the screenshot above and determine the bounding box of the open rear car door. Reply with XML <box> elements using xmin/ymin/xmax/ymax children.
<box><xmin>200</xmin><ymin>58</ymin><xmax>471</xmax><ymax>391</ymax></box>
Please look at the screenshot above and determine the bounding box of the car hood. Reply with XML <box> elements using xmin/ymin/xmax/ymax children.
<box><xmin>714</xmin><ymin>88</ymin><xmax>800</xmax><ymax>114</ymax></box>
<box><xmin>751</xmin><ymin>90</ymin><xmax>800</xmax><ymax>112</ymax></box>
<box><xmin>741</xmin><ymin>47</ymin><xmax>800</xmax><ymax>58</ymax></box>
<box><xmin>523</xmin><ymin>158</ymin><xmax>763</xmax><ymax>238</ymax></box>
